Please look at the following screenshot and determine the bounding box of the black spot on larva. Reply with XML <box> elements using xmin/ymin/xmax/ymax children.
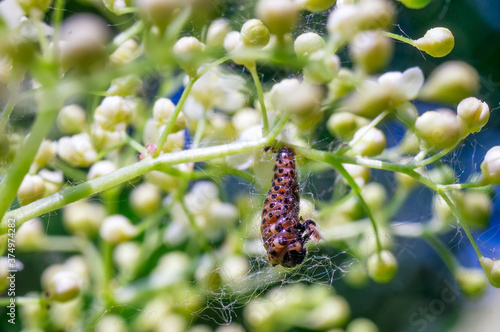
<box><xmin>270</xmin><ymin>203</ymin><xmax>275</xmax><ymax>208</ymax></box>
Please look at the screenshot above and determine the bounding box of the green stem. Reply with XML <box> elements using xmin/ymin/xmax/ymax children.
<box><xmin>0</xmin><ymin>96</ymin><xmax>17</xmax><ymax>132</ymax></box>
<box><xmin>247</xmin><ymin>64</ymin><xmax>269</xmax><ymax>136</ymax></box>
<box><xmin>0</xmin><ymin>296</ymin><xmax>42</xmax><ymax>306</ymax></box>
<box><xmin>0</xmin><ymin>91</ymin><xmax>62</xmax><ymax>220</ymax></box>
<box><xmin>383</xmin><ymin>31</ymin><xmax>416</xmax><ymax>46</ymax></box>
<box><xmin>125</xmin><ymin>133</ymin><xmax>147</xmax><ymax>154</ymax></box>
<box><xmin>192</xmin><ymin>111</ymin><xmax>207</xmax><ymax>149</ymax></box>
<box><xmin>422</xmin><ymin>231</ymin><xmax>459</xmax><ymax>274</ymax></box>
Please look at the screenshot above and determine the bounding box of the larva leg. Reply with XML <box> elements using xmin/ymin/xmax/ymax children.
<box><xmin>302</xmin><ymin>219</ymin><xmax>322</xmax><ymax>242</ymax></box>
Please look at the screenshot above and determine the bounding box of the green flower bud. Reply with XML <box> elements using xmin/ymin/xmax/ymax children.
<box><xmin>113</xmin><ymin>242</ymin><xmax>141</xmax><ymax>273</ymax></box>
<box><xmin>269</xmin><ymin>78</ymin><xmax>322</xmax><ymax>115</ymax></box>
<box><xmin>350</xmin><ymin>126</ymin><xmax>387</xmax><ymax>157</ymax></box>
<box><xmin>479</xmin><ymin>256</ymin><xmax>500</xmax><ymax>288</ymax></box>
<box><xmin>110</xmin><ymin>39</ymin><xmax>140</xmax><ymax>66</ymax></box>
<box><xmin>395</xmin><ymin>102</ymin><xmax>419</xmax><ymax>127</ymax></box>
<box><xmin>362</xmin><ymin>182</ymin><xmax>387</xmax><ymax>211</ymax></box>
<box><xmin>57</xmin><ymin>104</ymin><xmax>88</xmax><ymax>135</ymax></box>
<box><xmin>136</xmin><ymin>0</ymin><xmax>184</xmax><ymax>29</ymax></box>
<box><xmin>57</xmin><ymin>133</ymin><xmax>97</xmax><ymax>167</ymax></box>
<box><xmin>328</xmin><ymin>68</ymin><xmax>356</xmax><ymax>101</ymax></box>
<box><xmin>103</xmin><ymin>0</ymin><xmax>130</xmax><ymax>15</ymax></box>
<box><xmin>206</xmin><ymin>19</ymin><xmax>231</xmax><ymax>48</ymax></box>
<box><xmin>344</xmin><ymin>262</ymin><xmax>369</xmax><ymax>288</ymax></box>
<box><xmin>395</xmin><ymin>172</ymin><xmax>418</xmax><ymax>189</ymax></box>
<box><xmin>304</xmin><ymin>50</ymin><xmax>340</xmax><ymax>83</ymax></box>
<box><xmin>16</xmin><ymin>0</ymin><xmax>52</xmax><ymax>14</ymax></box>
<box><xmin>414</xmin><ymin>109</ymin><xmax>461</xmax><ymax>150</ymax></box>
<box><xmin>343</xmin><ymin>163</ymin><xmax>371</xmax><ymax>188</ymax></box>
<box><xmin>219</xmin><ymin>255</ymin><xmax>250</xmax><ymax>285</ymax></box>
<box><xmin>480</xmin><ymin>146</ymin><xmax>500</xmax><ymax>185</ymax></box>
<box><xmin>428</xmin><ymin>165</ymin><xmax>455</xmax><ymax>185</ymax></box>
<box><xmin>415</xmin><ymin>27</ymin><xmax>454</xmax><ymax>58</ymax></box>
<box><xmin>46</xmin><ymin>271</ymin><xmax>82</xmax><ymax>302</ymax></box>
<box><xmin>455</xmin><ymin>268</ymin><xmax>488</xmax><ymax>298</ymax></box>
<box><xmin>433</xmin><ymin>194</ymin><xmax>453</xmax><ymax>226</ymax></box>
<box><xmin>96</xmin><ymin>314</ymin><xmax>128</xmax><ymax>332</ymax></box>
<box><xmin>459</xmin><ymin>190</ymin><xmax>491</xmax><ymax>230</ymax></box>
<box><xmin>173</xmin><ymin>36</ymin><xmax>206</xmax><ymax>77</ymax></box>
<box><xmin>397</xmin><ymin>0</ymin><xmax>430</xmax><ymax>9</ymax></box>
<box><xmin>367</xmin><ymin>250</ymin><xmax>398</xmax><ymax>283</ymax></box>
<box><xmin>399</xmin><ymin>131</ymin><xmax>420</xmax><ymax>155</ymax></box>
<box><xmin>130</xmin><ymin>182</ymin><xmax>161</xmax><ymax>216</ymax></box>
<box><xmin>305</xmin><ymin>296</ymin><xmax>350</xmax><ymax>329</ymax></box>
<box><xmin>100</xmin><ymin>215</ymin><xmax>137</xmax><ymax>244</ymax></box>
<box><xmin>327</xmin><ymin>112</ymin><xmax>369</xmax><ymax>140</ymax></box>
<box><xmin>294</xmin><ymin>32</ymin><xmax>325</xmax><ymax>58</ymax></box>
<box><xmin>457</xmin><ymin>97</ymin><xmax>489</xmax><ymax>136</ymax></box>
<box><xmin>107</xmin><ymin>75</ymin><xmax>142</xmax><ymax>96</ymax></box>
<box><xmin>350</xmin><ymin>31</ymin><xmax>393</xmax><ymax>73</ymax></box>
<box><xmin>240</xmin><ymin>19</ymin><xmax>270</xmax><ymax>48</ymax></box>
<box><xmin>296</xmin><ymin>0</ymin><xmax>337</xmax><ymax>12</ymax></box>
<box><xmin>17</xmin><ymin>174</ymin><xmax>45</xmax><ymax>205</ymax></box>
<box><xmin>32</xmin><ymin>140</ymin><xmax>57</xmax><ymax>171</ymax></box>
<box><xmin>255</xmin><ymin>0</ymin><xmax>298</xmax><ymax>37</ymax></box>
<box><xmin>63</xmin><ymin>200</ymin><xmax>106</xmax><ymax>237</ymax></box>
<box><xmin>16</xmin><ymin>218</ymin><xmax>44</xmax><ymax>251</ymax></box>
<box><xmin>346</xmin><ymin>318</ymin><xmax>379</xmax><ymax>332</ymax></box>
<box><xmin>419</xmin><ymin>61</ymin><xmax>479</xmax><ymax>104</ymax></box>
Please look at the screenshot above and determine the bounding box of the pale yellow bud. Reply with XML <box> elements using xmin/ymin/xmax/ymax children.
<box><xmin>457</xmin><ymin>97</ymin><xmax>489</xmax><ymax>136</ymax></box>
<box><xmin>304</xmin><ymin>50</ymin><xmax>340</xmax><ymax>83</ymax></box>
<box><xmin>100</xmin><ymin>215</ymin><xmax>137</xmax><ymax>244</ymax></box>
<box><xmin>110</xmin><ymin>39</ymin><xmax>140</xmax><ymax>66</ymax></box>
<box><xmin>46</xmin><ymin>271</ymin><xmax>82</xmax><ymax>302</ymax></box>
<box><xmin>223</xmin><ymin>31</ymin><xmax>242</xmax><ymax>53</ymax></box>
<box><xmin>32</xmin><ymin>140</ymin><xmax>57</xmax><ymax>171</ymax></box>
<box><xmin>455</xmin><ymin>268</ymin><xmax>488</xmax><ymax>298</ymax></box>
<box><xmin>96</xmin><ymin>314</ymin><xmax>128</xmax><ymax>332</ymax></box>
<box><xmin>94</xmin><ymin>96</ymin><xmax>135</xmax><ymax>132</ymax></box>
<box><xmin>419</xmin><ymin>61</ymin><xmax>479</xmax><ymax>104</ymax></box>
<box><xmin>103</xmin><ymin>0</ymin><xmax>130</xmax><ymax>15</ymax></box>
<box><xmin>255</xmin><ymin>0</ymin><xmax>298</xmax><ymax>37</ymax></box>
<box><xmin>57</xmin><ymin>133</ymin><xmax>97</xmax><ymax>167</ymax></box>
<box><xmin>346</xmin><ymin>318</ymin><xmax>379</xmax><ymax>332</ymax></box>
<box><xmin>350</xmin><ymin>31</ymin><xmax>393</xmax><ymax>73</ymax></box>
<box><xmin>113</xmin><ymin>242</ymin><xmax>141</xmax><ymax>273</ymax></box>
<box><xmin>136</xmin><ymin>0</ymin><xmax>184</xmax><ymax>29</ymax></box>
<box><xmin>350</xmin><ymin>126</ymin><xmax>387</xmax><ymax>157</ymax></box>
<box><xmin>294</xmin><ymin>32</ymin><xmax>325</xmax><ymax>57</ymax></box>
<box><xmin>16</xmin><ymin>0</ymin><xmax>52</xmax><ymax>14</ymax></box>
<box><xmin>362</xmin><ymin>182</ymin><xmax>387</xmax><ymax>211</ymax></box>
<box><xmin>397</xmin><ymin>0</ymin><xmax>430</xmax><ymax>9</ymax></box>
<box><xmin>327</xmin><ymin>112</ymin><xmax>369</xmax><ymax>140</ymax></box>
<box><xmin>399</xmin><ymin>131</ymin><xmax>420</xmax><ymax>155</ymax></box>
<box><xmin>232</xmin><ymin>108</ymin><xmax>261</xmax><ymax>133</ymax></box>
<box><xmin>367</xmin><ymin>250</ymin><xmax>397</xmax><ymax>283</ymax></box>
<box><xmin>240</xmin><ymin>19</ymin><xmax>270</xmax><ymax>48</ymax></box>
<box><xmin>130</xmin><ymin>182</ymin><xmax>161</xmax><ymax>216</ymax></box>
<box><xmin>206</xmin><ymin>19</ymin><xmax>231</xmax><ymax>48</ymax></box>
<box><xmin>342</xmin><ymin>164</ymin><xmax>371</xmax><ymax>188</ymax></box>
<box><xmin>219</xmin><ymin>255</ymin><xmax>249</xmax><ymax>285</ymax></box>
<box><xmin>107</xmin><ymin>75</ymin><xmax>142</xmax><ymax>96</ymax></box>
<box><xmin>63</xmin><ymin>201</ymin><xmax>106</xmax><ymax>237</ymax></box>
<box><xmin>395</xmin><ymin>172</ymin><xmax>418</xmax><ymax>189</ymax></box>
<box><xmin>481</xmin><ymin>146</ymin><xmax>500</xmax><ymax>185</ymax></box>
<box><xmin>17</xmin><ymin>174</ymin><xmax>45</xmax><ymax>205</ymax></box>
<box><xmin>173</xmin><ymin>36</ymin><xmax>206</xmax><ymax>77</ymax></box>
<box><xmin>296</xmin><ymin>0</ymin><xmax>337</xmax><ymax>12</ymax></box>
<box><xmin>459</xmin><ymin>190</ymin><xmax>491</xmax><ymax>230</ymax></box>
<box><xmin>414</xmin><ymin>27</ymin><xmax>454</xmax><ymax>58</ymax></box>
<box><xmin>88</xmin><ymin>160</ymin><xmax>118</xmax><ymax>180</ymax></box>
<box><xmin>479</xmin><ymin>256</ymin><xmax>500</xmax><ymax>288</ymax></box>
<box><xmin>57</xmin><ymin>104</ymin><xmax>87</xmax><ymax>135</ymax></box>
<box><xmin>153</xmin><ymin>98</ymin><xmax>186</xmax><ymax>131</ymax></box>
<box><xmin>414</xmin><ymin>109</ymin><xmax>461</xmax><ymax>150</ymax></box>
<box><xmin>305</xmin><ymin>296</ymin><xmax>350</xmax><ymax>329</ymax></box>
<box><xmin>269</xmin><ymin>78</ymin><xmax>322</xmax><ymax>115</ymax></box>
<box><xmin>16</xmin><ymin>218</ymin><xmax>44</xmax><ymax>251</ymax></box>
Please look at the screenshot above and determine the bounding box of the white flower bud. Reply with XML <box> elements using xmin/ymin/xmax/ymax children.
<box><xmin>146</xmin><ymin>170</ymin><xmax>180</xmax><ymax>192</ymax></box>
<box><xmin>342</xmin><ymin>164</ymin><xmax>370</xmax><ymax>188</ymax></box>
<box><xmin>113</xmin><ymin>242</ymin><xmax>141</xmax><ymax>273</ymax></box>
<box><xmin>269</xmin><ymin>78</ymin><xmax>322</xmax><ymax>115</ymax></box>
<box><xmin>16</xmin><ymin>218</ymin><xmax>44</xmax><ymax>251</ymax></box>
<box><xmin>419</xmin><ymin>61</ymin><xmax>479</xmax><ymax>104</ymax></box>
<box><xmin>294</xmin><ymin>32</ymin><xmax>325</xmax><ymax>58</ymax></box>
<box><xmin>479</xmin><ymin>256</ymin><xmax>500</xmax><ymax>288</ymax></box>
<box><xmin>415</xmin><ymin>109</ymin><xmax>461</xmax><ymax>150</ymax></box>
<box><xmin>17</xmin><ymin>174</ymin><xmax>45</xmax><ymax>205</ymax></box>
<box><xmin>223</xmin><ymin>31</ymin><xmax>242</xmax><ymax>53</ymax></box>
<box><xmin>58</xmin><ymin>133</ymin><xmax>97</xmax><ymax>167</ymax></box>
<box><xmin>130</xmin><ymin>182</ymin><xmax>161</xmax><ymax>216</ymax></box>
<box><xmin>16</xmin><ymin>0</ymin><xmax>52</xmax><ymax>14</ymax></box>
<box><xmin>362</xmin><ymin>182</ymin><xmax>387</xmax><ymax>211</ymax></box>
<box><xmin>110</xmin><ymin>39</ymin><xmax>140</xmax><ymax>66</ymax></box>
<box><xmin>57</xmin><ymin>104</ymin><xmax>87</xmax><ymax>135</ymax></box>
<box><xmin>207</xmin><ymin>201</ymin><xmax>238</xmax><ymax>227</ymax></box>
<box><xmin>46</xmin><ymin>271</ymin><xmax>82</xmax><ymax>302</ymax></box>
<box><xmin>136</xmin><ymin>0</ymin><xmax>184</xmax><ymax>29</ymax></box>
<box><xmin>459</xmin><ymin>190</ymin><xmax>491</xmax><ymax>230</ymax></box>
<box><xmin>94</xmin><ymin>96</ymin><xmax>134</xmax><ymax>132</ymax></box>
<box><xmin>415</xmin><ymin>27</ymin><xmax>454</xmax><ymax>58</ymax></box>
<box><xmin>350</xmin><ymin>31</ymin><xmax>393</xmax><ymax>73</ymax></box>
<box><xmin>150</xmin><ymin>251</ymin><xmax>189</xmax><ymax>287</ymax></box>
<box><xmin>59</xmin><ymin>14</ymin><xmax>111</xmax><ymax>70</ymax></box>
<box><xmin>327</xmin><ymin>112</ymin><xmax>369</xmax><ymax>140</ymax></box>
<box><xmin>457</xmin><ymin>97</ymin><xmax>489</xmax><ymax>135</ymax></box>
<box><xmin>100</xmin><ymin>215</ymin><xmax>137</xmax><ymax>244</ymax></box>
<box><xmin>152</xmin><ymin>98</ymin><xmax>186</xmax><ymax>131</ymax></box>
<box><xmin>346</xmin><ymin>318</ymin><xmax>379</xmax><ymax>332</ymax></box>
<box><xmin>63</xmin><ymin>200</ymin><xmax>106</xmax><ymax>236</ymax></box>
<box><xmin>87</xmin><ymin>160</ymin><xmax>117</xmax><ymax>180</ymax></box>
<box><xmin>107</xmin><ymin>75</ymin><xmax>142</xmax><ymax>96</ymax></box>
<box><xmin>296</xmin><ymin>0</ymin><xmax>337</xmax><ymax>12</ymax></box>
<box><xmin>481</xmin><ymin>146</ymin><xmax>500</xmax><ymax>185</ymax></box>
<box><xmin>32</xmin><ymin>140</ymin><xmax>57</xmax><ymax>171</ymax></box>
<box><xmin>173</xmin><ymin>36</ymin><xmax>206</xmax><ymax>77</ymax></box>
<box><xmin>240</xmin><ymin>19</ymin><xmax>270</xmax><ymax>48</ymax></box>
<box><xmin>219</xmin><ymin>255</ymin><xmax>249</xmax><ymax>285</ymax></box>
<box><xmin>455</xmin><ymin>268</ymin><xmax>487</xmax><ymax>298</ymax></box>
<box><xmin>305</xmin><ymin>296</ymin><xmax>350</xmax><ymax>329</ymax></box>
<box><xmin>304</xmin><ymin>50</ymin><xmax>340</xmax><ymax>83</ymax></box>
<box><xmin>255</xmin><ymin>0</ymin><xmax>298</xmax><ymax>37</ymax></box>
<box><xmin>350</xmin><ymin>126</ymin><xmax>386</xmax><ymax>157</ymax></box>
<box><xmin>206</xmin><ymin>19</ymin><xmax>231</xmax><ymax>48</ymax></box>
<box><xmin>367</xmin><ymin>250</ymin><xmax>398</xmax><ymax>283</ymax></box>
<box><xmin>232</xmin><ymin>108</ymin><xmax>261</xmax><ymax>133</ymax></box>
<box><xmin>96</xmin><ymin>314</ymin><xmax>128</xmax><ymax>332</ymax></box>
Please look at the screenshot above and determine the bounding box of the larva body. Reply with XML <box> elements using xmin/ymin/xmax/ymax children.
<box><xmin>261</xmin><ymin>146</ymin><xmax>320</xmax><ymax>267</ymax></box>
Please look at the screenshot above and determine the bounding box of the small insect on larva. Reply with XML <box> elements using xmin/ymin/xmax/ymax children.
<box><xmin>261</xmin><ymin>146</ymin><xmax>321</xmax><ymax>267</ymax></box>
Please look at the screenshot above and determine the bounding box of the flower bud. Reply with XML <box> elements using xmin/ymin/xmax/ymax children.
<box><xmin>46</xmin><ymin>271</ymin><xmax>82</xmax><ymax>302</ymax></box>
<box><xmin>414</xmin><ymin>27</ymin><xmax>454</xmax><ymax>58</ymax></box>
<box><xmin>87</xmin><ymin>160</ymin><xmax>117</xmax><ymax>180</ymax></box>
<box><xmin>362</xmin><ymin>182</ymin><xmax>387</xmax><ymax>212</ymax></box>
<box><xmin>304</xmin><ymin>50</ymin><xmax>340</xmax><ymax>83</ymax></box>
<box><xmin>296</xmin><ymin>0</ymin><xmax>337</xmax><ymax>12</ymax></box>
<box><xmin>100</xmin><ymin>215</ymin><xmax>137</xmax><ymax>244</ymax></box>
<box><xmin>306</xmin><ymin>296</ymin><xmax>350</xmax><ymax>329</ymax></box>
<box><xmin>455</xmin><ymin>268</ymin><xmax>488</xmax><ymax>298</ymax></box>
<box><xmin>350</xmin><ymin>126</ymin><xmax>386</xmax><ymax>157</ymax></box>
<box><xmin>146</xmin><ymin>170</ymin><xmax>180</xmax><ymax>192</ymax></box>
<box><xmin>110</xmin><ymin>39</ymin><xmax>140</xmax><ymax>66</ymax></box>
<box><xmin>395</xmin><ymin>172</ymin><xmax>418</xmax><ymax>189</ymax></box>
<box><xmin>57</xmin><ymin>104</ymin><xmax>88</xmax><ymax>135</ymax></box>
<box><xmin>457</xmin><ymin>97</ymin><xmax>489</xmax><ymax>136</ymax></box>
<box><xmin>344</xmin><ymin>262</ymin><xmax>369</xmax><ymax>288</ymax></box>
<box><xmin>16</xmin><ymin>218</ymin><xmax>44</xmax><ymax>251</ymax></box>
<box><xmin>255</xmin><ymin>0</ymin><xmax>298</xmax><ymax>37</ymax></box>
<box><xmin>63</xmin><ymin>200</ymin><xmax>106</xmax><ymax>236</ymax></box>
<box><xmin>397</xmin><ymin>0</ymin><xmax>430</xmax><ymax>9</ymax></box>
<box><xmin>346</xmin><ymin>318</ymin><xmax>379</xmax><ymax>332</ymax></box>
<box><xmin>153</xmin><ymin>98</ymin><xmax>186</xmax><ymax>131</ymax></box>
<box><xmin>107</xmin><ymin>75</ymin><xmax>142</xmax><ymax>96</ymax></box>
<box><xmin>113</xmin><ymin>242</ymin><xmax>141</xmax><ymax>273</ymax></box>
<box><xmin>150</xmin><ymin>251</ymin><xmax>190</xmax><ymax>287</ymax></box>
<box><xmin>219</xmin><ymin>255</ymin><xmax>250</xmax><ymax>285</ymax></box>
<box><xmin>350</xmin><ymin>31</ymin><xmax>393</xmax><ymax>73</ymax></box>
<box><xmin>294</xmin><ymin>32</ymin><xmax>325</xmax><ymax>58</ymax></box>
<box><xmin>232</xmin><ymin>108</ymin><xmax>261</xmax><ymax>134</ymax></box>
<box><xmin>479</xmin><ymin>256</ymin><xmax>500</xmax><ymax>288</ymax></box>
<box><xmin>327</xmin><ymin>112</ymin><xmax>369</xmax><ymax>140</ymax></box>
<box><xmin>367</xmin><ymin>250</ymin><xmax>398</xmax><ymax>283</ymax></box>
<box><xmin>94</xmin><ymin>96</ymin><xmax>135</xmax><ymax>132</ymax></box>
<box><xmin>130</xmin><ymin>182</ymin><xmax>161</xmax><ymax>216</ymax></box>
<box><xmin>173</xmin><ymin>37</ymin><xmax>206</xmax><ymax>77</ymax></box>
<box><xmin>395</xmin><ymin>102</ymin><xmax>419</xmax><ymax>127</ymax></box>
<box><xmin>136</xmin><ymin>0</ymin><xmax>184</xmax><ymax>29</ymax></box>
<box><xmin>459</xmin><ymin>191</ymin><xmax>491</xmax><ymax>230</ymax></box>
<box><xmin>240</xmin><ymin>19</ymin><xmax>270</xmax><ymax>48</ymax></box>
<box><xmin>399</xmin><ymin>131</ymin><xmax>420</xmax><ymax>155</ymax></box>
<box><xmin>433</xmin><ymin>194</ymin><xmax>453</xmax><ymax>226</ymax></box>
<box><xmin>419</xmin><ymin>61</ymin><xmax>479</xmax><ymax>104</ymax></box>
<box><xmin>223</xmin><ymin>31</ymin><xmax>242</xmax><ymax>53</ymax></box>
<box><xmin>96</xmin><ymin>314</ymin><xmax>128</xmax><ymax>332</ymax></box>
<box><xmin>269</xmin><ymin>78</ymin><xmax>322</xmax><ymax>115</ymax></box>
<box><xmin>342</xmin><ymin>164</ymin><xmax>371</xmax><ymax>188</ymax></box>
<box><xmin>16</xmin><ymin>0</ymin><xmax>52</xmax><ymax>14</ymax></box>
<box><xmin>17</xmin><ymin>174</ymin><xmax>45</xmax><ymax>205</ymax></box>
<box><xmin>481</xmin><ymin>146</ymin><xmax>500</xmax><ymax>185</ymax></box>
<box><xmin>32</xmin><ymin>140</ymin><xmax>57</xmax><ymax>171</ymax></box>
<box><xmin>58</xmin><ymin>134</ymin><xmax>97</xmax><ymax>167</ymax></box>
<box><xmin>414</xmin><ymin>109</ymin><xmax>461</xmax><ymax>150</ymax></box>
<box><xmin>206</xmin><ymin>19</ymin><xmax>231</xmax><ymax>48</ymax></box>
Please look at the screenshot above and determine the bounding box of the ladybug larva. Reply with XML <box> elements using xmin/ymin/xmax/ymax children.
<box><xmin>261</xmin><ymin>146</ymin><xmax>321</xmax><ymax>267</ymax></box>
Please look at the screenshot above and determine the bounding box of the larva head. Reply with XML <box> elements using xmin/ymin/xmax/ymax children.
<box><xmin>280</xmin><ymin>244</ymin><xmax>307</xmax><ymax>268</ymax></box>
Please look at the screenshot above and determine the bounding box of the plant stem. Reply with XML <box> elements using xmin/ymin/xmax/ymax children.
<box><xmin>247</xmin><ymin>64</ymin><xmax>269</xmax><ymax>136</ymax></box>
<box><xmin>422</xmin><ymin>230</ymin><xmax>459</xmax><ymax>274</ymax></box>
<box><xmin>383</xmin><ymin>31</ymin><xmax>416</xmax><ymax>46</ymax></box>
